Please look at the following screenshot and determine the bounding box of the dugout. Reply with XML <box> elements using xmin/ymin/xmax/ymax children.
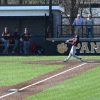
<box><xmin>0</xmin><ymin>5</ymin><xmax>64</xmax><ymax>55</ymax></box>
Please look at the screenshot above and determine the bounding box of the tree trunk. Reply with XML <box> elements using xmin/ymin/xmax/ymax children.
<box><xmin>70</xmin><ymin>0</ymin><xmax>78</xmax><ymax>23</ymax></box>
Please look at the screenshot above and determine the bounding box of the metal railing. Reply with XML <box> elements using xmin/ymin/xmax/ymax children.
<box><xmin>57</xmin><ymin>25</ymin><xmax>100</xmax><ymax>38</ymax></box>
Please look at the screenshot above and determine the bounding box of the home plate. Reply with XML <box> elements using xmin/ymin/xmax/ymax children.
<box><xmin>8</xmin><ymin>89</ymin><xmax>19</xmax><ymax>92</ymax></box>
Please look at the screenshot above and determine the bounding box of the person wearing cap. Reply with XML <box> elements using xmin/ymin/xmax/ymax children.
<box><xmin>73</xmin><ymin>14</ymin><xmax>84</xmax><ymax>35</ymax></box>
<box><xmin>21</xmin><ymin>28</ymin><xmax>31</xmax><ymax>54</ymax></box>
<box><xmin>85</xmin><ymin>14</ymin><xmax>94</xmax><ymax>38</ymax></box>
<box><xmin>1</xmin><ymin>27</ymin><xmax>10</xmax><ymax>54</ymax></box>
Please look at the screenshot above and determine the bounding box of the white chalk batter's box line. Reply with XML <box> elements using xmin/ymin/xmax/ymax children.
<box><xmin>0</xmin><ymin>63</ymin><xmax>87</xmax><ymax>99</ymax></box>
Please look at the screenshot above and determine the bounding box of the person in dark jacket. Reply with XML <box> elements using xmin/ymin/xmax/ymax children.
<box><xmin>12</xmin><ymin>28</ymin><xmax>20</xmax><ymax>54</ymax></box>
<box><xmin>1</xmin><ymin>27</ymin><xmax>10</xmax><ymax>54</ymax></box>
<box><xmin>21</xmin><ymin>28</ymin><xmax>31</xmax><ymax>54</ymax></box>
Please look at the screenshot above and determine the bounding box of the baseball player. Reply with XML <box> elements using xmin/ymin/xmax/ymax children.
<box><xmin>63</xmin><ymin>35</ymin><xmax>83</xmax><ymax>62</ymax></box>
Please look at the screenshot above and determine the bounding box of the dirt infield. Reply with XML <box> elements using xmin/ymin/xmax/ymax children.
<box><xmin>0</xmin><ymin>60</ymin><xmax>99</xmax><ymax>100</ymax></box>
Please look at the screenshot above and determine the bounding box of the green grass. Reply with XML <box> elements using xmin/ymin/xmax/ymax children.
<box><xmin>0</xmin><ymin>56</ymin><xmax>64</xmax><ymax>61</ymax></box>
<box><xmin>0</xmin><ymin>56</ymin><xmax>100</xmax><ymax>86</ymax></box>
<box><xmin>0</xmin><ymin>55</ymin><xmax>100</xmax><ymax>61</ymax></box>
<box><xmin>0</xmin><ymin>56</ymin><xmax>64</xmax><ymax>86</ymax></box>
<box><xmin>26</xmin><ymin>65</ymin><xmax>100</xmax><ymax>100</ymax></box>
<box><xmin>0</xmin><ymin>55</ymin><xmax>99</xmax><ymax>62</ymax></box>
<box><xmin>0</xmin><ymin>56</ymin><xmax>100</xmax><ymax>100</ymax></box>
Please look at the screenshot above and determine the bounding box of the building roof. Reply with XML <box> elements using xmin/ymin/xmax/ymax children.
<box><xmin>0</xmin><ymin>5</ymin><xmax>64</xmax><ymax>16</ymax></box>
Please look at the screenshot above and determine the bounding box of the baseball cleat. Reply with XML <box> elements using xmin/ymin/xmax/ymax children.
<box><xmin>63</xmin><ymin>59</ymin><xmax>68</xmax><ymax>62</ymax></box>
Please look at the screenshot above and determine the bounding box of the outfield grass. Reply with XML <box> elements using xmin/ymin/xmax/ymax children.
<box><xmin>26</xmin><ymin>65</ymin><xmax>100</xmax><ymax>100</ymax></box>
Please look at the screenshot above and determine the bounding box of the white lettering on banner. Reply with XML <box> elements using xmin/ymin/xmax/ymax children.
<box><xmin>57</xmin><ymin>42</ymin><xmax>100</xmax><ymax>54</ymax></box>
<box><xmin>80</xmin><ymin>42</ymin><xmax>90</xmax><ymax>53</ymax></box>
<box><xmin>91</xmin><ymin>42</ymin><xmax>96</xmax><ymax>53</ymax></box>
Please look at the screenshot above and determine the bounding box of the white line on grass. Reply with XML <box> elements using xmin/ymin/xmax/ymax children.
<box><xmin>0</xmin><ymin>62</ymin><xmax>87</xmax><ymax>99</ymax></box>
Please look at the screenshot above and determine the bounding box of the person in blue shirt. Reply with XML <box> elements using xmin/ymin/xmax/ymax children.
<box><xmin>73</xmin><ymin>14</ymin><xmax>84</xmax><ymax>35</ymax></box>
<box><xmin>85</xmin><ymin>14</ymin><xmax>94</xmax><ymax>38</ymax></box>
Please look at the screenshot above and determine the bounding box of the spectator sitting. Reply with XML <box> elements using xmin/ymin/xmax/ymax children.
<box><xmin>1</xmin><ymin>27</ymin><xmax>10</xmax><ymax>54</ymax></box>
<box><xmin>21</xmin><ymin>28</ymin><xmax>31</xmax><ymax>54</ymax></box>
<box><xmin>12</xmin><ymin>28</ymin><xmax>20</xmax><ymax>54</ymax></box>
